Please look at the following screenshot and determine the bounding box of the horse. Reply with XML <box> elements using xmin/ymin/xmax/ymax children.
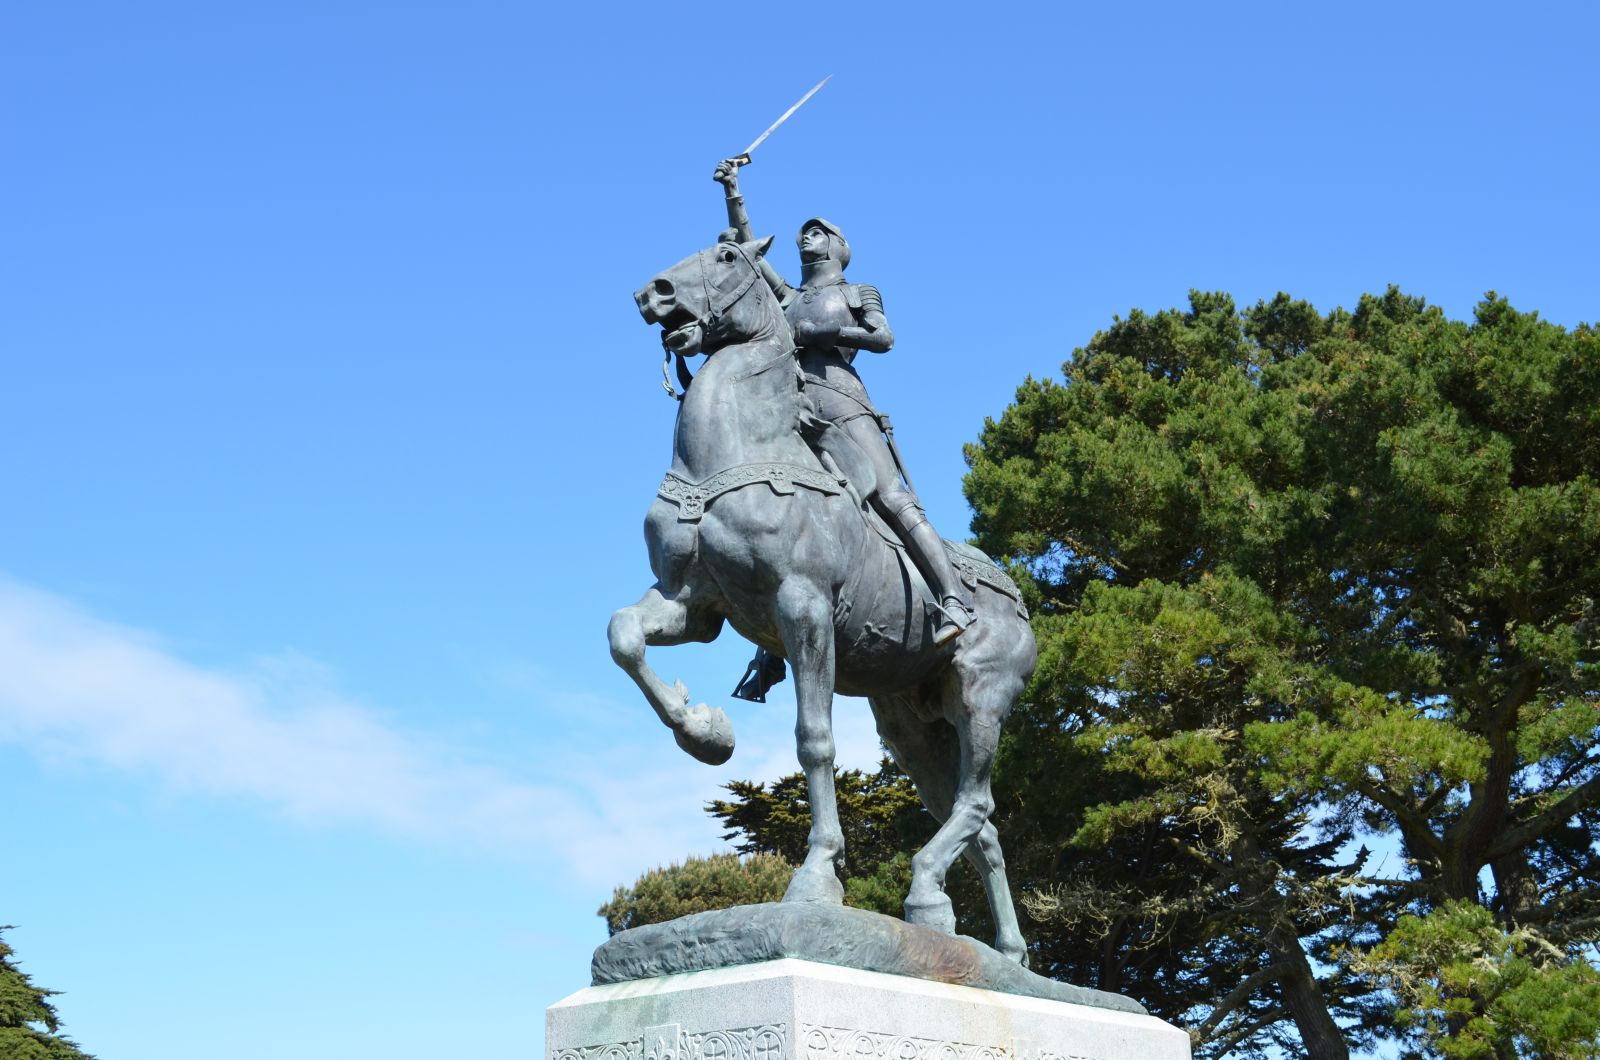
<box><xmin>608</xmin><ymin>235</ymin><xmax>1037</xmax><ymax>962</ymax></box>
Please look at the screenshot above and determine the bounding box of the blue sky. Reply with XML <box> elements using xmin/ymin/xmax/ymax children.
<box><xmin>2</xmin><ymin>3</ymin><xmax>1595</xmax><ymax>1057</ymax></box>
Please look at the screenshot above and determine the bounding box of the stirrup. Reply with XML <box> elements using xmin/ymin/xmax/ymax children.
<box><xmin>731</xmin><ymin>647</ymin><xmax>787</xmax><ymax>702</ymax></box>
<box><xmin>931</xmin><ymin>597</ymin><xmax>975</xmax><ymax>646</ymax></box>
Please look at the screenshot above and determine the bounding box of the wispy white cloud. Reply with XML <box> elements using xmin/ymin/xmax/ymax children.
<box><xmin>0</xmin><ymin>576</ymin><xmax>769</xmax><ymax>887</ymax></box>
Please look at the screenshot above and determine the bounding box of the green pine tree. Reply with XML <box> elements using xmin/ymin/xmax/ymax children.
<box><xmin>598</xmin><ymin>853</ymin><xmax>793</xmax><ymax>935</ymax></box>
<box><xmin>0</xmin><ymin>927</ymin><xmax>95</xmax><ymax>1060</ymax></box>
<box><xmin>1351</xmin><ymin>901</ymin><xmax>1600</xmax><ymax>1058</ymax></box>
<box><xmin>708</xmin><ymin>759</ymin><xmax>943</xmax><ymax>919</ymax></box>
<box><xmin>964</xmin><ymin>288</ymin><xmax>1599</xmax><ymax>1057</ymax></box>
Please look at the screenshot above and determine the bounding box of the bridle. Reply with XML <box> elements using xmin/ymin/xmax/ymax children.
<box><xmin>698</xmin><ymin>241</ymin><xmax>762</xmax><ymax>326</ymax></box>
<box><xmin>662</xmin><ymin>241</ymin><xmax>769</xmax><ymax>400</ymax></box>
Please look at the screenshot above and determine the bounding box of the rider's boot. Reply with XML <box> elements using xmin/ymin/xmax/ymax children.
<box><xmin>895</xmin><ymin>504</ymin><xmax>976</xmax><ymax>646</ymax></box>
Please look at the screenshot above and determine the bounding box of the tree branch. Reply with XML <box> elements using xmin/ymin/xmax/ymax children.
<box><xmin>1415</xmin><ymin>782</ymin><xmax>1453</xmax><ymax>819</ymax></box>
<box><xmin>1486</xmin><ymin>773</ymin><xmax>1600</xmax><ymax>862</ymax></box>
<box><xmin>1196</xmin><ymin>963</ymin><xmax>1290</xmax><ymax>1037</ymax></box>
<box><xmin>1353</xmin><ymin>779</ymin><xmax>1444</xmax><ymax>861</ymax></box>
<box><xmin>1546</xmin><ymin>749</ymin><xmax>1600</xmax><ymax>790</ymax></box>
<box><xmin>1206</xmin><ymin>1004</ymin><xmax>1288</xmax><ymax>1057</ymax></box>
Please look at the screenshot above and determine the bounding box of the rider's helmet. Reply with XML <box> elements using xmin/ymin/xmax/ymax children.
<box><xmin>797</xmin><ymin>217</ymin><xmax>851</xmax><ymax>270</ymax></box>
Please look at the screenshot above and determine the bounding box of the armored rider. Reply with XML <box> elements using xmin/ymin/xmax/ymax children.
<box><xmin>713</xmin><ymin>159</ymin><xmax>975</xmax><ymax>647</ymax></box>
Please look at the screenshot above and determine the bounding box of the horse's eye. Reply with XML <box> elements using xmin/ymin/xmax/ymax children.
<box><xmin>719</xmin><ymin>248</ymin><xmax>736</xmax><ymax>262</ymax></box>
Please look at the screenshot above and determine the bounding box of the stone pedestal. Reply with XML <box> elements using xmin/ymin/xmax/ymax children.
<box><xmin>547</xmin><ymin>959</ymin><xmax>1191</xmax><ymax>1060</ymax></box>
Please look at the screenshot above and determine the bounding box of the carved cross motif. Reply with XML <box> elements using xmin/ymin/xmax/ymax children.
<box><xmin>753</xmin><ymin>1030</ymin><xmax>784</xmax><ymax>1060</ymax></box>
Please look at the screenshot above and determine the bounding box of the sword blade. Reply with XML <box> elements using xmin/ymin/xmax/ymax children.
<box><xmin>738</xmin><ymin>75</ymin><xmax>831</xmax><ymax>161</ymax></box>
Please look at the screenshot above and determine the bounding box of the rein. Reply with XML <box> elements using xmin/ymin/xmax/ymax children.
<box><xmin>728</xmin><ymin>345</ymin><xmax>796</xmax><ymax>384</ymax></box>
<box><xmin>661</xmin><ymin>241</ymin><xmax>769</xmax><ymax>401</ymax></box>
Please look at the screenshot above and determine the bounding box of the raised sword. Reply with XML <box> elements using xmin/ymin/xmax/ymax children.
<box><xmin>729</xmin><ymin>75</ymin><xmax>831</xmax><ymax>167</ymax></box>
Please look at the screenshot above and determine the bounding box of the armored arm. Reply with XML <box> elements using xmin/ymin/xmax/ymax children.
<box><xmin>837</xmin><ymin>284</ymin><xmax>894</xmax><ymax>353</ymax></box>
<box><xmin>713</xmin><ymin>159</ymin><xmax>795</xmax><ymax>304</ymax></box>
<box><xmin>713</xmin><ymin>159</ymin><xmax>755</xmax><ymax>243</ymax></box>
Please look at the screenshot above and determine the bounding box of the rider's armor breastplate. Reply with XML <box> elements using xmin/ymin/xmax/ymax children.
<box><xmin>786</xmin><ymin>281</ymin><xmax>872</xmax><ymax>410</ymax></box>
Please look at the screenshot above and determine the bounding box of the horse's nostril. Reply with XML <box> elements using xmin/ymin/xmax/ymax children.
<box><xmin>653</xmin><ymin>279</ymin><xmax>674</xmax><ymax>299</ymax></box>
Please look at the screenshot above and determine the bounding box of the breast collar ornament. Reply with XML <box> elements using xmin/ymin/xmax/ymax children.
<box><xmin>658</xmin><ymin>462</ymin><xmax>845</xmax><ymax>523</ymax></box>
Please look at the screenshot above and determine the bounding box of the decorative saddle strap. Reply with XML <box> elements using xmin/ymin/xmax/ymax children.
<box><xmin>658</xmin><ymin>462</ymin><xmax>845</xmax><ymax>523</ymax></box>
<box><xmin>943</xmin><ymin>542</ymin><xmax>1029</xmax><ymax>618</ymax></box>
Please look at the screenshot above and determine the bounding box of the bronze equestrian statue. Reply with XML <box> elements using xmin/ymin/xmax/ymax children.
<box><xmin>713</xmin><ymin>159</ymin><xmax>975</xmax><ymax>646</ymax></box>
<box><xmin>608</xmin><ymin>227</ymin><xmax>1037</xmax><ymax>962</ymax></box>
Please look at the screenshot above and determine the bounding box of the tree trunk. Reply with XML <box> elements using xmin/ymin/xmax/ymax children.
<box><xmin>1266</xmin><ymin>922</ymin><xmax>1349</xmax><ymax>1060</ymax></box>
<box><xmin>1439</xmin><ymin>694</ymin><xmax>1525</xmax><ymax>902</ymax></box>
<box><xmin>1226</xmin><ymin>824</ymin><xmax>1351</xmax><ymax>1058</ymax></box>
<box><xmin>1490</xmin><ymin>850</ymin><xmax>1541</xmax><ymax>927</ymax></box>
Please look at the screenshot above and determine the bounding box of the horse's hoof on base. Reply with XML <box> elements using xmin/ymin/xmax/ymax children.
<box><xmin>904</xmin><ymin>892</ymin><xmax>957</xmax><ymax>935</ymax></box>
<box><xmin>674</xmin><ymin>704</ymin><xmax>735</xmax><ymax>765</ymax></box>
<box><xmin>782</xmin><ymin>868</ymin><xmax>844</xmax><ymax>905</ymax></box>
<box><xmin>997</xmin><ymin>938</ymin><xmax>1029</xmax><ymax>966</ymax></box>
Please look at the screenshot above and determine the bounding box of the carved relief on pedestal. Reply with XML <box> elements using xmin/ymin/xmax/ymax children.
<box><xmin>556</xmin><ymin>1024</ymin><xmax>788</xmax><ymax>1060</ymax></box>
<box><xmin>797</xmin><ymin>1025</ymin><xmax>1012</xmax><ymax>1060</ymax></box>
<box><xmin>1012</xmin><ymin>1040</ymin><xmax>1100</xmax><ymax>1060</ymax></box>
<box><xmin>798</xmin><ymin>1025</ymin><xmax>1101</xmax><ymax>1060</ymax></box>
<box><xmin>556</xmin><ymin>1020</ymin><xmax>1111</xmax><ymax>1060</ymax></box>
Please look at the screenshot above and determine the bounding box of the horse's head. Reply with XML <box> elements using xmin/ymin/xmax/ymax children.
<box><xmin>635</xmin><ymin>236</ymin><xmax>778</xmax><ymax>357</ymax></box>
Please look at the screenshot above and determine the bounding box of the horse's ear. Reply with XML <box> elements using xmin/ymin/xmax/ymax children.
<box><xmin>745</xmin><ymin>235</ymin><xmax>775</xmax><ymax>260</ymax></box>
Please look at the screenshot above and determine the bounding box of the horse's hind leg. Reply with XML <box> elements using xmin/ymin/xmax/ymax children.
<box><xmin>897</xmin><ymin>667</ymin><xmax>1022</xmax><ymax>954</ymax></box>
<box><xmin>608</xmin><ymin>584</ymin><xmax>731</xmax><ymax>765</ymax></box>
<box><xmin>776</xmin><ymin>576</ymin><xmax>845</xmax><ymax>905</ymax></box>
<box><xmin>872</xmin><ymin>699</ymin><xmax>1027</xmax><ymax>963</ymax></box>
<box><xmin>967</xmin><ymin>820</ymin><xmax>1025</xmax><ymax>964</ymax></box>
<box><xmin>904</xmin><ymin>713</ymin><xmax>1001</xmax><ymax>937</ymax></box>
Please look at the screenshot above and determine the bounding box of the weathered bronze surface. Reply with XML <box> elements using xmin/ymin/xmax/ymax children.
<box><xmin>592</xmin><ymin>904</ymin><xmax>1146</xmax><ymax>1015</ymax></box>
<box><xmin>610</xmin><ymin>230</ymin><xmax>1037</xmax><ymax>964</ymax></box>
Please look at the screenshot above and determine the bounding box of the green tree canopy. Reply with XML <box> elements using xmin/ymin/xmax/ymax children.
<box><xmin>601</xmin><ymin>761</ymin><xmax>936</xmax><ymax>937</ymax></box>
<box><xmin>707</xmin><ymin>758</ymin><xmax>936</xmax><ymax>918</ymax></box>
<box><xmin>1351</xmin><ymin>900</ymin><xmax>1600</xmax><ymax>1058</ymax></box>
<box><xmin>0</xmin><ymin>927</ymin><xmax>95</xmax><ymax>1060</ymax></box>
<box><xmin>598</xmin><ymin>853</ymin><xmax>793</xmax><ymax>936</ymax></box>
<box><xmin>964</xmin><ymin>288</ymin><xmax>1599</xmax><ymax>1058</ymax></box>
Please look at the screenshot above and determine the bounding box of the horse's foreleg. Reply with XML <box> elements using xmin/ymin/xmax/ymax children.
<box><xmin>608</xmin><ymin>585</ymin><xmax>731</xmax><ymax>765</ymax></box>
<box><xmin>776</xmin><ymin>577</ymin><xmax>844</xmax><ymax>904</ymax></box>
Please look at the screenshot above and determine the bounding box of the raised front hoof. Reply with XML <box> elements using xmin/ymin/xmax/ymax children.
<box><xmin>904</xmin><ymin>891</ymin><xmax>957</xmax><ymax>935</ymax></box>
<box><xmin>673</xmin><ymin>704</ymin><xmax>735</xmax><ymax>765</ymax></box>
<box><xmin>782</xmin><ymin>866</ymin><xmax>844</xmax><ymax>905</ymax></box>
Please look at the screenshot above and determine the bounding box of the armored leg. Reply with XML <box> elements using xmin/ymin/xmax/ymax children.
<box><xmin>839</xmin><ymin>414</ymin><xmax>975</xmax><ymax>645</ymax></box>
<box><xmin>889</xmin><ymin>499</ymin><xmax>975</xmax><ymax>646</ymax></box>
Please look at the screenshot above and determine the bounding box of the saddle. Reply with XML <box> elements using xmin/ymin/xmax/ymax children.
<box><xmin>727</xmin><ymin>420</ymin><xmax>1028</xmax><ymax>702</ymax></box>
<box><xmin>649</xmin><ymin>410</ymin><xmax>1026</xmax><ymax>703</ymax></box>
